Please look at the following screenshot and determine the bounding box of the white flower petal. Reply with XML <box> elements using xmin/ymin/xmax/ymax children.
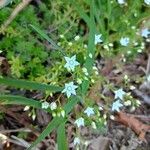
<box><xmin>144</xmin><ymin>0</ymin><xmax>150</xmax><ymax>5</ymax></box>
<box><xmin>117</xmin><ymin>0</ymin><xmax>125</xmax><ymax>4</ymax></box>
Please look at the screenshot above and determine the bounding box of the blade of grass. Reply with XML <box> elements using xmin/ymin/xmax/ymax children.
<box><xmin>27</xmin><ymin>117</ymin><xmax>63</xmax><ymax>150</ymax></box>
<box><xmin>81</xmin><ymin>0</ymin><xmax>96</xmax><ymax>95</ymax></box>
<box><xmin>72</xmin><ymin>0</ymin><xmax>90</xmax><ymax>26</ymax></box>
<box><xmin>93</xmin><ymin>1</ymin><xmax>105</xmax><ymax>35</ymax></box>
<box><xmin>0</xmin><ymin>95</ymin><xmax>41</xmax><ymax>109</ymax></box>
<box><xmin>30</xmin><ymin>24</ymin><xmax>60</xmax><ymax>50</ymax></box>
<box><xmin>0</xmin><ymin>77</ymin><xmax>63</xmax><ymax>92</ymax></box>
<box><xmin>57</xmin><ymin>122</ymin><xmax>68</xmax><ymax>150</ymax></box>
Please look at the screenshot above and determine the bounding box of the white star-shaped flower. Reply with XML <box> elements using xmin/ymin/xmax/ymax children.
<box><xmin>144</xmin><ymin>0</ymin><xmax>150</xmax><ymax>5</ymax></box>
<box><xmin>62</xmin><ymin>82</ymin><xmax>78</xmax><ymax>98</ymax></box>
<box><xmin>84</xmin><ymin>107</ymin><xmax>95</xmax><ymax>117</ymax></box>
<box><xmin>114</xmin><ymin>88</ymin><xmax>126</xmax><ymax>100</ymax></box>
<box><xmin>117</xmin><ymin>0</ymin><xmax>125</xmax><ymax>4</ymax></box>
<box><xmin>120</xmin><ymin>37</ymin><xmax>130</xmax><ymax>46</ymax></box>
<box><xmin>41</xmin><ymin>101</ymin><xmax>49</xmax><ymax>109</ymax></box>
<box><xmin>112</xmin><ymin>100</ymin><xmax>123</xmax><ymax>112</ymax></box>
<box><xmin>141</xmin><ymin>28</ymin><xmax>150</xmax><ymax>38</ymax></box>
<box><xmin>73</xmin><ymin>137</ymin><xmax>80</xmax><ymax>145</ymax></box>
<box><xmin>95</xmin><ymin>34</ymin><xmax>103</xmax><ymax>45</ymax></box>
<box><xmin>75</xmin><ymin>117</ymin><xmax>84</xmax><ymax>127</ymax></box>
<box><xmin>64</xmin><ymin>55</ymin><xmax>79</xmax><ymax>71</ymax></box>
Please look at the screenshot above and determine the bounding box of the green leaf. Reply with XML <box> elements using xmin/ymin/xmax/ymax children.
<box><xmin>0</xmin><ymin>95</ymin><xmax>41</xmax><ymax>108</ymax></box>
<box><xmin>93</xmin><ymin>0</ymin><xmax>105</xmax><ymax>34</ymax></box>
<box><xmin>57</xmin><ymin>122</ymin><xmax>68</xmax><ymax>150</ymax></box>
<box><xmin>0</xmin><ymin>77</ymin><xmax>63</xmax><ymax>92</ymax></box>
<box><xmin>64</xmin><ymin>96</ymin><xmax>81</xmax><ymax>114</ymax></box>
<box><xmin>73</xmin><ymin>0</ymin><xmax>90</xmax><ymax>27</ymax></box>
<box><xmin>30</xmin><ymin>24</ymin><xmax>60</xmax><ymax>50</ymax></box>
<box><xmin>81</xmin><ymin>0</ymin><xmax>96</xmax><ymax>95</ymax></box>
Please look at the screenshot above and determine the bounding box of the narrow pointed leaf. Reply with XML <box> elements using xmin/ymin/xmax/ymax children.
<box><xmin>81</xmin><ymin>1</ymin><xmax>96</xmax><ymax>95</ymax></box>
<box><xmin>0</xmin><ymin>95</ymin><xmax>41</xmax><ymax>108</ymax></box>
<box><xmin>72</xmin><ymin>0</ymin><xmax>90</xmax><ymax>26</ymax></box>
<box><xmin>0</xmin><ymin>78</ymin><xmax>63</xmax><ymax>92</ymax></box>
<box><xmin>27</xmin><ymin>117</ymin><xmax>63</xmax><ymax>150</ymax></box>
<box><xmin>30</xmin><ymin>24</ymin><xmax>60</xmax><ymax>50</ymax></box>
<box><xmin>57</xmin><ymin>122</ymin><xmax>68</xmax><ymax>150</ymax></box>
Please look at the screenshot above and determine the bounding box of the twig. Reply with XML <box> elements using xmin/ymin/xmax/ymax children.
<box><xmin>115</xmin><ymin>112</ymin><xmax>150</xmax><ymax>141</ymax></box>
<box><xmin>0</xmin><ymin>133</ymin><xmax>29</xmax><ymax>148</ymax></box>
<box><xmin>146</xmin><ymin>53</ymin><xmax>150</xmax><ymax>76</ymax></box>
<box><xmin>0</xmin><ymin>128</ymin><xmax>31</xmax><ymax>134</ymax></box>
<box><xmin>126</xmin><ymin>113</ymin><xmax>150</xmax><ymax>122</ymax></box>
<box><xmin>0</xmin><ymin>0</ymin><xmax>32</xmax><ymax>31</ymax></box>
<box><xmin>11</xmin><ymin>135</ymin><xmax>31</xmax><ymax>148</ymax></box>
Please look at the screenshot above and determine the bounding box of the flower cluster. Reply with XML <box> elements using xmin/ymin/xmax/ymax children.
<box><xmin>60</xmin><ymin>24</ymin><xmax>146</xmax><ymax>146</ymax></box>
<box><xmin>61</xmin><ymin>47</ymin><xmax>104</xmax><ymax>146</ymax></box>
<box><xmin>111</xmin><ymin>88</ymin><xmax>126</xmax><ymax>112</ymax></box>
<box><xmin>41</xmin><ymin>101</ymin><xmax>57</xmax><ymax>110</ymax></box>
<box><xmin>74</xmin><ymin>106</ymin><xmax>97</xmax><ymax>128</ymax></box>
<box><xmin>41</xmin><ymin>101</ymin><xmax>65</xmax><ymax>117</ymax></box>
<box><xmin>112</xmin><ymin>86</ymin><xmax>141</xmax><ymax>113</ymax></box>
<box><xmin>62</xmin><ymin>55</ymin><xmax>79</xmax><ymax>98</ymax></box>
